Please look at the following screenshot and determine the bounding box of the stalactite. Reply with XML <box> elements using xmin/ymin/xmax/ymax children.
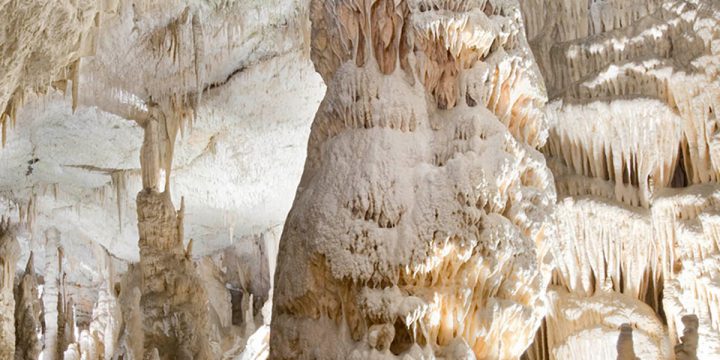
<box><xmin>191</xmin><ymin>12</ymin><xmax>204</xmax><ymax>108</ymax></box>
<box><xmin>0</xmin><ymin>0</ymin><xmax>119</xmax><ymax>147</ymax></box>
<box><xmin>0</xmin><ymin>89</ymin><xmax>23</xmax><ymax>148</ymax></box>
<box><xmin>70</xmin><ymin>59</ymin><xmax>80</xmax><ymax>113</ymax></box>
<box><xmin>525</xmin><ymin>287</ymin><xmax>671</xmax><ymax>360</ymax></box>
<box><xmin>110</xmin><ymin>171</ymin><xmax>126</xmax><ymax>232</ymax></box>
<box><xmin>243</xmin><ymin>294</ymin><xmax>255</xmax><ymax>337</ymax></box>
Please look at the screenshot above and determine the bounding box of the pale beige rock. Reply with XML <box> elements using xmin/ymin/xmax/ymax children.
<box><xmin>616</xmin><ymin>324</ymin><xmax>638</xmax><ymax>360</ymax></box>
<box><xmin>14</xmin><ymin>253</ymin><xmax>42</xmax><ymax>360</ymax></box>
<box><xmin>0</xmin><ymin>0</ymin><xmax>115</xmax><ymax>146</ymax></box>
<box><xmin>0</xmin><ymin>217</ymin><xmax>19</xmax><ymax>358</ymax></box>
<box><xmin>84</xmin><ymin>246</ymin><xmax>122</xmax><ymax>359</ymax></box>
<box><xmin>3</xmin><ymin>0</ymin><xmax>720</xmax><ymax>359</ymax></box>
<box><xmin>272</xmin><ymin>0</ymin><xmax>556</xmax><ymax>358</ymax></box>
<box><xmin>42</xmin><ymin>228</ymin><xmax>62</xmax><ymax>360</ymax></box>
<box><xmin>136</xmin><ymin>115</ymin><xmax>213</xmax><ymax>359</ymax></box>
<box><xmin>525</xmin><ymin>287</ymin><xmax>671</xmax><ymax>360</ymax></box>
<box><xmin>674</xmin><ymin>314</ymin><xmax>699</xmax><ymax>360</ymax></box>
<box><xmin>518</xmin><ymin>0</ymin><xmax>720</xmax><ymax>357</ymax></box>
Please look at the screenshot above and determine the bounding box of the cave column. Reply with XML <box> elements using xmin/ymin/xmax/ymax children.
<box><xmin>136</xmin><ymin>108</ymin><xmax>212</xmax><ymax>359</ymax></box>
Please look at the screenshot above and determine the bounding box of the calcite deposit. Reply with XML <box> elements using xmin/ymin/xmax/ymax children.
<box><xmin>519</xmin><ymin>0</ymin><xmax>720</xmax><ymax>358</ymax></box>
<box><xmin>1</xmin><ymin>0</ymin><xmax>720</xmax><ymax>359</ymax></box>
<box><xmin>14</xmin><ymin>254</ymin><xmax>42</xmax><ymax>360</ymax></box>
<box><xmin>0</xmin><ymin>217</ymin><xmax>19</xmax><ymax>359</ymax></box>
<box><xmin>271</xmin><ymin>0</ymin><xmax>556</xmax><ymax>358</ymax></box>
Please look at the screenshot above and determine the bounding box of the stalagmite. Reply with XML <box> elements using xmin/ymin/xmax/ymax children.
<box><xmin>674</xmin><ymin>314</ymin><xmax>699</xmax><ymax>360</ymax></box>
<box><xmin>15</xmin><ymin>253</ymin><xmax>42</xmax><ymax>360</ymax></box>
<box><xmin>86</xmin><ymin>246</ymin><xmax>122</xmax><ymax>359</ymax></box>
<box><xmin>616</xmin><ymin>324</ymin><xmax>638</xmax><ymax>360</ymax></box>
<box><xmin>42</xmin><ymin>228</ymin><xmax>62</xmax><ymax>360</ymax></box>
<box><xmin>115</xmin><ymin>269</ymin><xmax>143</xmax><ymax>360</ymax></box>
<box><xmin>62</xmin><ymin>343</ymin><xmax>80</xmax><ymax>360</ymax></box>
<box><xmin>0</xmin><ymin>217</ymin><xmax>20</xmax><ymax>358</ymax></box>
<box><xmin>271</xmin><ymin>0</ymin><xmax>556</xmax><ymax>358</ymax></box>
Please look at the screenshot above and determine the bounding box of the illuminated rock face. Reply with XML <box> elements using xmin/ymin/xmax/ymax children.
<box><xmin>271</xmin><ymin>0</ymin><xmax>557</xmax><ymax>358</ymax></box>
<box><xmin>519</xmin><ymin>0</ymin><xmax>720</xmax><ymax>358</ymax></box>
<box><xmin>3</xmin><ymin>0</ymin><xmax>720</xmax><ymax>359</ymax></box>
<box><xmin>1</xmin><ymin>0</ymin><xmax>322</xmax><ymax>357</ymax></box>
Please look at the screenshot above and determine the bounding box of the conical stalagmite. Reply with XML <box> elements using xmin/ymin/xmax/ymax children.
<box><xmin>0</xmin><ymin>217</ymin><xmax>19</xmax><ymax>358</ymax></box>
<box><xmin>675</xmin><ymin>315</ymin><xmax>699</xmax><ymax>360</ymax></box>
<box><xmin>616</xmin><ymin>324</ymin><xmax>638</xmax><ymax>360</ymax></box>
<box><xmin>87</xmin><ymin>246</ymin><xmax>121</xmax><ymax>359</ymax></box>
<box><xmin>15</xmin><ymin>253</ymin><xmax>42</xmax><ymax>360</ymax></box>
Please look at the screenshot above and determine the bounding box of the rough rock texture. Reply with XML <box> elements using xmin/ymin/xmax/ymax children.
<box><xmin>0</xmin><ymin>217</ymin><xmax>19</xmax><ymax>359</ymax></box>
<box><xmin>674</xmin><ymin>314</ymin><xmax>699</xmax><ymax>360</ymax></box>
<box><xmin>1</xmin><ymin>0</ymin><xmax>322</xmax><ymax>358</ymax></box>
<box><xmin>42</xmin><ymin>227</ymin><xmax>62</xmax><ymax>360</ymax></box>
<box><xmin>526</xmin><ymin>287</ymin><xmax>671</xmax><ymax>360</ymax></box>
<box><xmin>135</xmin><ymin>117</ymin><xmax>213</xmax><ymax>359</ymax></box>
<box><xmin>0</xmin><ymin>0</ymin><xmax>324</xmax><ymax>285</ymax></box>
<box><xmin>616</xmin><ymin>324</ymin><xmax>638</xmax><ymax>360</ymax></box>
<box><xmin>3</xmin><ymin>0</ymin><xmax>720</xmax><ymax>359</ymax></box>
<box><xmin>0</xmin><ymin>0</ymin><xmax>113</xmax><ymax>145</ymax></box>
<box><xmin>517</xmin><ymin>0</ymin><xmax>720</xmax><ymax>358</ymax></box>
<box><xmin>85</xmin><ymin>247</ymin><xmax>122</xmax><ymax>359</ymax></box>
<box><xmin>14</xmin><ymin>254</ymin><xmax>42</xmax><ymax>360</ymax></box>
<box><xmin>271</xmin><ymin>0</ymin><xmax>557</xmax><ymax>358</ymax></box>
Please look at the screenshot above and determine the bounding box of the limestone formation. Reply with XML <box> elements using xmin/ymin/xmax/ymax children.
<box><xmin>525</xmin><ymin>287</ymin><xmax>671</xmax><ymax>360</ymax></box>
<box><xmin>271</xmin><ymin>0</ymin><xmax>556</xmax><ymax>358</ymax></box>
<box><xmin>42</xmin><ymin>228</ymin><xmax>62</xmax><ymax>360</ymax></box>
<box><xmin>0</xmin><ymin>0</ymin><xmax>116</xmax><ymax>146</ymax></box>
<box><xmin>616</xmin><ymin>324</ymin><xmax>638</xmax><ymax>360</ymax></box>
<box><xmin>15</xmin><ymin>254</ymin><xmax>42</xmax><ymax>360</ymax></box>
<box><xmin>675</xmin><ymin>314</ymin><xmax>699</xmax><ymax>360</ymax></box>
<box><xmin>518</xmin><ymin>0</ymin><xmax>720</xmax><ymax>357</ymax></box>
<box><xmin>0</xmin><ymin>217</ymin><xmax>19</xmax><ymax>359</ymax></box>
<box><xmin>2</xmin><ymin>0</ymin><xmax>720</xmax><ymax>359</ymax></box>
<box><xmin>135</xmin><ymin>115</ymin><xmax>213</xmax><ymax>359</ymax></box>
<box><xmin>86</xmin><ymin>246</ymin><xmax>122</xmax><ymax>359</ymax></box>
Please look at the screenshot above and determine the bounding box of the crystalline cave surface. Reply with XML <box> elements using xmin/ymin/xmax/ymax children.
<box><xmin>0</xmin><ymin>0</ymin><xmax>718</xmax><ymax>359</ymax></box>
